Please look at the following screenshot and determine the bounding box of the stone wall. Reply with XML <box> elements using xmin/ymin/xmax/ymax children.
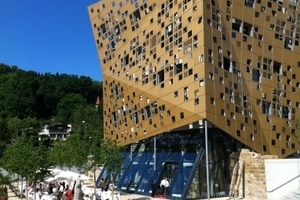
<box><xmin>230</xmin><ymin>149</ymin><xmax>278</xmax><ymax>200</ymax></box>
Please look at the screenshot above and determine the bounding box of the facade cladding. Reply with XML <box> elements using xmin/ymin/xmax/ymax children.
<box><xmin>89</xmin><ymin>0</ymin><xmax>300</xmax><ymax>198</ymax></box>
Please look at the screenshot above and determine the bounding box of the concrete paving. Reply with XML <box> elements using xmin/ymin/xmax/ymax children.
<box><xmin>6</xmin><ymin>188</ymin><xmax>242</xmax><ymax>200</ymax></box>
<box><xmin>7</xmin><ymin>189</ymin><xmax>19</xmax><ymax>200</ymax></box>
<box><xmin>118</xmin><ymin>193</ymin><xmax>231</xmax><ymax>200</ymax></box>
<box><xmin>118</xmin><ymin>194</ymin><xmax>253</xmax><ymax>200</ymax></box>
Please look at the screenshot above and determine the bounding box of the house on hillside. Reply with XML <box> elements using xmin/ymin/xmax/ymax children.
<box><xmin>38</xmin><ymin>123</ymin><xmax>72</xmax><ymax>141</ymax></box>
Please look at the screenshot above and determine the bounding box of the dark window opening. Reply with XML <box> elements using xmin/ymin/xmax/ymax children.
<box><xmin>136</xmin><ymin>46</ymin><xmax>142</xmax><ymax>57</ymax></box>
<box><xmin>99</xmin><ymin>24</ymin><xmax>107</xmax><ymax>39</ymax></box>
<box><xmin>262</xmin><ymin>101</ymin><xmax>271</xmax><ymax>114</ymax></box>
<box><xmin>144</xmin><ymin>106</ymin><xmax>151</xmax><ymax>119</ymax></box>
<box><xmin>110</xmin><ymin>40</ymin><xmax>116</xmax><ymax>51</ymax></box>
<box><xmin>175</xmin><ymin>62</ymin><xmax>183</xmax><ymax>74</ymax></box>
<box><xmin>115</xmin><ymin>25</ymin><xmax>121</xmax><ymax>36</ymax></box>
<box><xmin>245</xmin><ymin>0</ymin><xmax>255</xmax><ymax>8</ymax></box>
<box><xmin>111</xmin><ymin>111</ymin><xmax>117</xmax><ymax>122</ymax></box>
<box><xmin>231</xmin><ymin>18</ymin><xmax>242</xmax><ymax>32</ymax></box>
<box><xmin>284</xmin><ymin>37</ymin><xmax>293</xmax><ymax>50</ymax></box>
<box><xmin>223</xmin><ymin>57</ymin><xmax>230</xmax><ymax>71</ymax></box>
<box><xmin>273</xmin><ymin>61</ymin><xmax>282</xmax><ymax>74</ymax></box>
<box><xmin>282</xmin><ymin>106</ymin><xmax>290</xmax><ymax>119</ymax></box>
<box><xmin>157</xmin><ymin>70</ymin><xmax>164</xmax><ymax>83</ymax></box>
<box><xmin>133</xmin><ymin>9</ymin><xmax>141</xmax><ymax>22</ymax></box>
<box><xmin>252</xmin><ymin>69</ymin><xmax>261</xmax><ymax>82</ymax></box>
<box><xmin>243</xmin><ymin>22</ymin><xmax>253</xmax><ymax>36</ymax></box>
<box><xmin>166</xmin><ymin>24</ymin><xmax>173</xmax><ymax>37</ymax></box>
<box><xmin>124</xmin><ymin>54</ymin><xmax>129</xmax><ymax>65</ymax></box>
<box><xmin>132</xmin><ymin>112</ymin><xmax>139</xmax><ymax>124</ymax></box>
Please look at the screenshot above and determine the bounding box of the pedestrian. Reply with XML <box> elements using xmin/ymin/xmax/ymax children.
<box><xmin>99</xmin><ymin>178</ymin><xmax>104</xmax><ymax>191</ymax></box>
<box><xmin>65</xmin><ymin>187</ymin><xmax>73</xmax><ymax>200</ymax></box>
<box><xmin>160</xmin><ymin>177</ymin><xmax>170</xmax><ymax>197</ymax></box>
<box><xmin>57</xmin><ymin>182</ymin><xmax>64</xmax><ymax>200</ymax></box>
<box><xmin>151</xmin><ymin>180</ymin><xmax>157</xmax><ymax>197</ymax></box>
<box><xmin>48</xmin><ymin>183</ymin><xmax>53</xmax><ymax>194</ymax></box>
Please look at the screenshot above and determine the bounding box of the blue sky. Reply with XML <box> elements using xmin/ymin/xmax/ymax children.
<box><xmin>0</xmin><ymin>0</ymin><xmax>102</xmax><ymax>81</ymax></box>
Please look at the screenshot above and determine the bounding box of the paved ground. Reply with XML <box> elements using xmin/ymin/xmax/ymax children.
<box><xmin>7</xmin><ymin>188</ymin><xmax>238</xmax><ymax>200</ymax></box>
<box><xmin>118</xmin><ymin>193</ymin><xmax>231</xmax><ymax>200</ymax></box>
<box><xmin>7</xmin><ymin>189</ymin><xmax>19</xmax><ymax>200</ymax></box>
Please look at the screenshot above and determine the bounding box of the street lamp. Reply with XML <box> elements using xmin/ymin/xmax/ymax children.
<box><xmin>88</xmin><ymin>136</ymin><xmax>97</xmax><ymax>196</ymax></box>
<box><xmin>89</xmin><ymin>137</ymin><xmax>92</xmax><ymax>156</ymax></box>
<box><xmin>82</xmin><ymin>121</ymin><xmax>86</xmax><ymax>133</ymax></box>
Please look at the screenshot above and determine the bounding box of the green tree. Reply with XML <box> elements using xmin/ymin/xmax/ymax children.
<box><xmin>0</xmin><ymin>170</ymin><xmax>11</xmax><ymax>200</ymax></box>
<box><xmin>99</xmin><ymin>139</ymin><xmax>124</xmax><ymax>182</ymax></box>
<box><xmin>66</xmin><ymin>133</ymin><xmax>90</xmax><ymax>172</ymax></box>
<box><xmin>50</xmin><ymin>141</ymin><xmax>68</xmax><ymax>169</ymax></box>
<box><xmin>1</xmin><ymin>136</ymin><xmax>52</xmax><ymax>189</ymax></box>
<box><xmin>55</xmin><ymin>93</ymin><xmax>87</xmax><ymax>124</ymax></box>
<box><xmin>0</xmin><ymin>63</ymin><xmax>102</xmax><ymax>161</ymax></box>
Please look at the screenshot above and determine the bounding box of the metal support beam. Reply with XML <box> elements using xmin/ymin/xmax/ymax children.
<box><xmin>130</xmin><ymin>144</ymin><xmax>133</xmax><ymax>161</ymax></box>
<box><xmin>205</xmin><ymin>120</ymin><xmax>210</xmax><ymax>200</ymax></box>
<box><xmin>154</xmin><ymin>136</ymin><xmax>156</xmax><ymax>171</ymax></box>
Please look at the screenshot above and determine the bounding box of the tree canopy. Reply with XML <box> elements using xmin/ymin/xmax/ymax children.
<box><xmin>0</xmin><ymin>63</ymin><xmax>102</xmax><ymax>157</ymax></box>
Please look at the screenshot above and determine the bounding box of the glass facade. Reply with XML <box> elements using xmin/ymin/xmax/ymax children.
<box><xmin>97</xmin><ymin>127</ymin><xmax>243</xmax><ymax>199</ymax></box>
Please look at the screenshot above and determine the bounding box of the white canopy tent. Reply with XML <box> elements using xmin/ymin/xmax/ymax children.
<box><xmin>45</xmin><ymin>169</ymin><xmax>91</xmax><ymax>182</ymax></box>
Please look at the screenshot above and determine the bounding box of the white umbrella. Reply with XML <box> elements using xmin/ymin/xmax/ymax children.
<box><xmin>50</xmin><ymin>168</ymin><xmax>64</xmax><ymax>176</ymax></box>
<box><xmin>54</xmin><ymin>170</ymin><xmax>79</xmax><ymax>180</ymax></box>
<box><xmin>79</xmin><ymin>174</ymin><xmax>92</xmax><ymax>181</ymax></box>
<box><xmin>45</xmin><ymin>170</ymin><xmax>79</xmax><ymax>182</ymax></box>
<box><xmin>45</xmin><ymin>168</ymin><xmax>65</xmax><ymax>182</ymax></box>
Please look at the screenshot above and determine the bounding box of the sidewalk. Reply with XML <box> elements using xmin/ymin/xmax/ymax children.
<box><xmin>118</xmin><ymin>194</ymin><xmax>252</xmax><ymax>200</ymax></box>
<box><xmin>119</xmin><ymin>193</ymin><xmax>166</xmax><ymax>200</ymax></box>
<box><xmin>7</xmin><ymin>188</ymin><xmax>19</xmax><ymax>200</ymax></box>
<box><xmin>118</xmin><ymin>193</ymin><xmax>234</xmax><ymax>200</ymax></box>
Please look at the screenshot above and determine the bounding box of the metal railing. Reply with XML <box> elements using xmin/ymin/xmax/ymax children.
<box><xmin>267</xmin><ymin>174</ymin><xmax>300</xmax><ymax>193</ymax></box>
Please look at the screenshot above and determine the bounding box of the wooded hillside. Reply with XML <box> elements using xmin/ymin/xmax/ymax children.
<box><xmin>0</xmin><ymin>63</ymin><xmax>103</xmax><ymax>156</ymax></box>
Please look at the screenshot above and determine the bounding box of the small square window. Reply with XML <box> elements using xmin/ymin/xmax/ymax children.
<box><xmin>231</xmin><ymin>32</ymin><xmax>236</xmax><ymax>38</ymax></box>
<box><xmin>174</xmin><ymin>91</ymin><xmax>178</xmax><ymax>98</ymax></box>
<box><xmin>180</xmin><ymin>112</ymin><xmax>184</xmax><ymax>119</ymax></box>
<box><xmin>213</xmin><ymin>37</ymin><xmax>217</xmax><ymax>43</ymax></box>
<box><xmin>263</xmin><ymin>145</ymin><xmax>267</xmax><ymax>152</ymax></box>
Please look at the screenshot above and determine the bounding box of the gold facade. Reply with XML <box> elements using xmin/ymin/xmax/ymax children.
<box><xmin>89</xmin><ymin>0</ymin><xmax>300</xmax><ymax>158</ymax></box>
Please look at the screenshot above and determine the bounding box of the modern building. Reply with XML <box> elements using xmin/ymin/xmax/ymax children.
<box><xmin>88</xmin><ymin>0</ymin><xmax>300</xmax><ymax>198</ymax></box>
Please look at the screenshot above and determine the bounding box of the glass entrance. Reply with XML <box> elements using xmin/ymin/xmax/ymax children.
<box><xmin>155</xmin><ymin>162</ymin><xmax>179</xmax><ymax>196</ymax></box>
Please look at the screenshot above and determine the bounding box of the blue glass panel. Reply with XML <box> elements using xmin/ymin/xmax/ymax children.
<box><xmin>156</xmin><ymin>152</ymin><xmax>170</xmax><ymax>166</ymax></box>
<box><xmin>98</xmin><ymin>168</ymin><xmax>110</xmax><ymax>183</ymax></box>
<box><xmin>115</xmin><ymin>153</ymin><xmax>131</xmax><ymax>188</ymax></box>
<box><xmin>127</xmin><ymin>153</ymin><xmax>153</xmax><ymax>192</ymax></box>
<box><xmin>183</xmin><ymin>152</ymin><xmax>197</xmax><ymax>162</ymax></box>
<box><xmin>119</xmin><ymin>152</ymin><xmax>150</xmax><ymax>190</ymax></box>
<box><xmin>169</xmin><ymin>161</ymin><xmax>195</xmax><ymax>198</ymax></box>
<box><xmin>127</xmin><ymin>161</ymin><xmax>147</xmax><ymax>192</ymax></box>
<box><xmin>147</xmin><ymin>165</ymin><xmax>163</xmax><ymax>194</ymax></box>
<box><xmin>166</xmin><ymin>151</ymin><xmax>197</xmax><ymax>198</ymax></box>
<box><xmin>120</xmin><ymin>162</ymin><xmax>140</xmax><ymax>190</ymax></box>
<box><xmin>136</xmin><ymin>161</ymin><xmax>154</xmax><ymax>193</ymax></box>
<box><xmin>96</xmin><ymin>168</ymin><xmax>106</xmax><ymax>185</ymax></box>
<box><xmin>166</xmin><ymin>152</ymin><xmax>182</xmax><ymax>162</ymax></box>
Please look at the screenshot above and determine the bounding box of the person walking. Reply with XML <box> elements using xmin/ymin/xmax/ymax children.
<box><xmin>99</xmin><ymin>178</ymin><xmax>104</xmax><ymax>191</ymax></box>
<box><xmin>65</xmin><ymin>187</ymin><xmax>73</xmax><ymax>200</ymax></box>
<box><xmin>57</xmin><ymin>182</ymin><xmax>64</xmax><ymax>200</ymax></box>
<box><xmin>151</xmin><ymin>180</ymin><xmax>157</xmax><ymax>198</ymax></box>
<box><xmin>160</xmin><ymin>177</ymin><xmax>170</xmax><ymax>197</ymax></box>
